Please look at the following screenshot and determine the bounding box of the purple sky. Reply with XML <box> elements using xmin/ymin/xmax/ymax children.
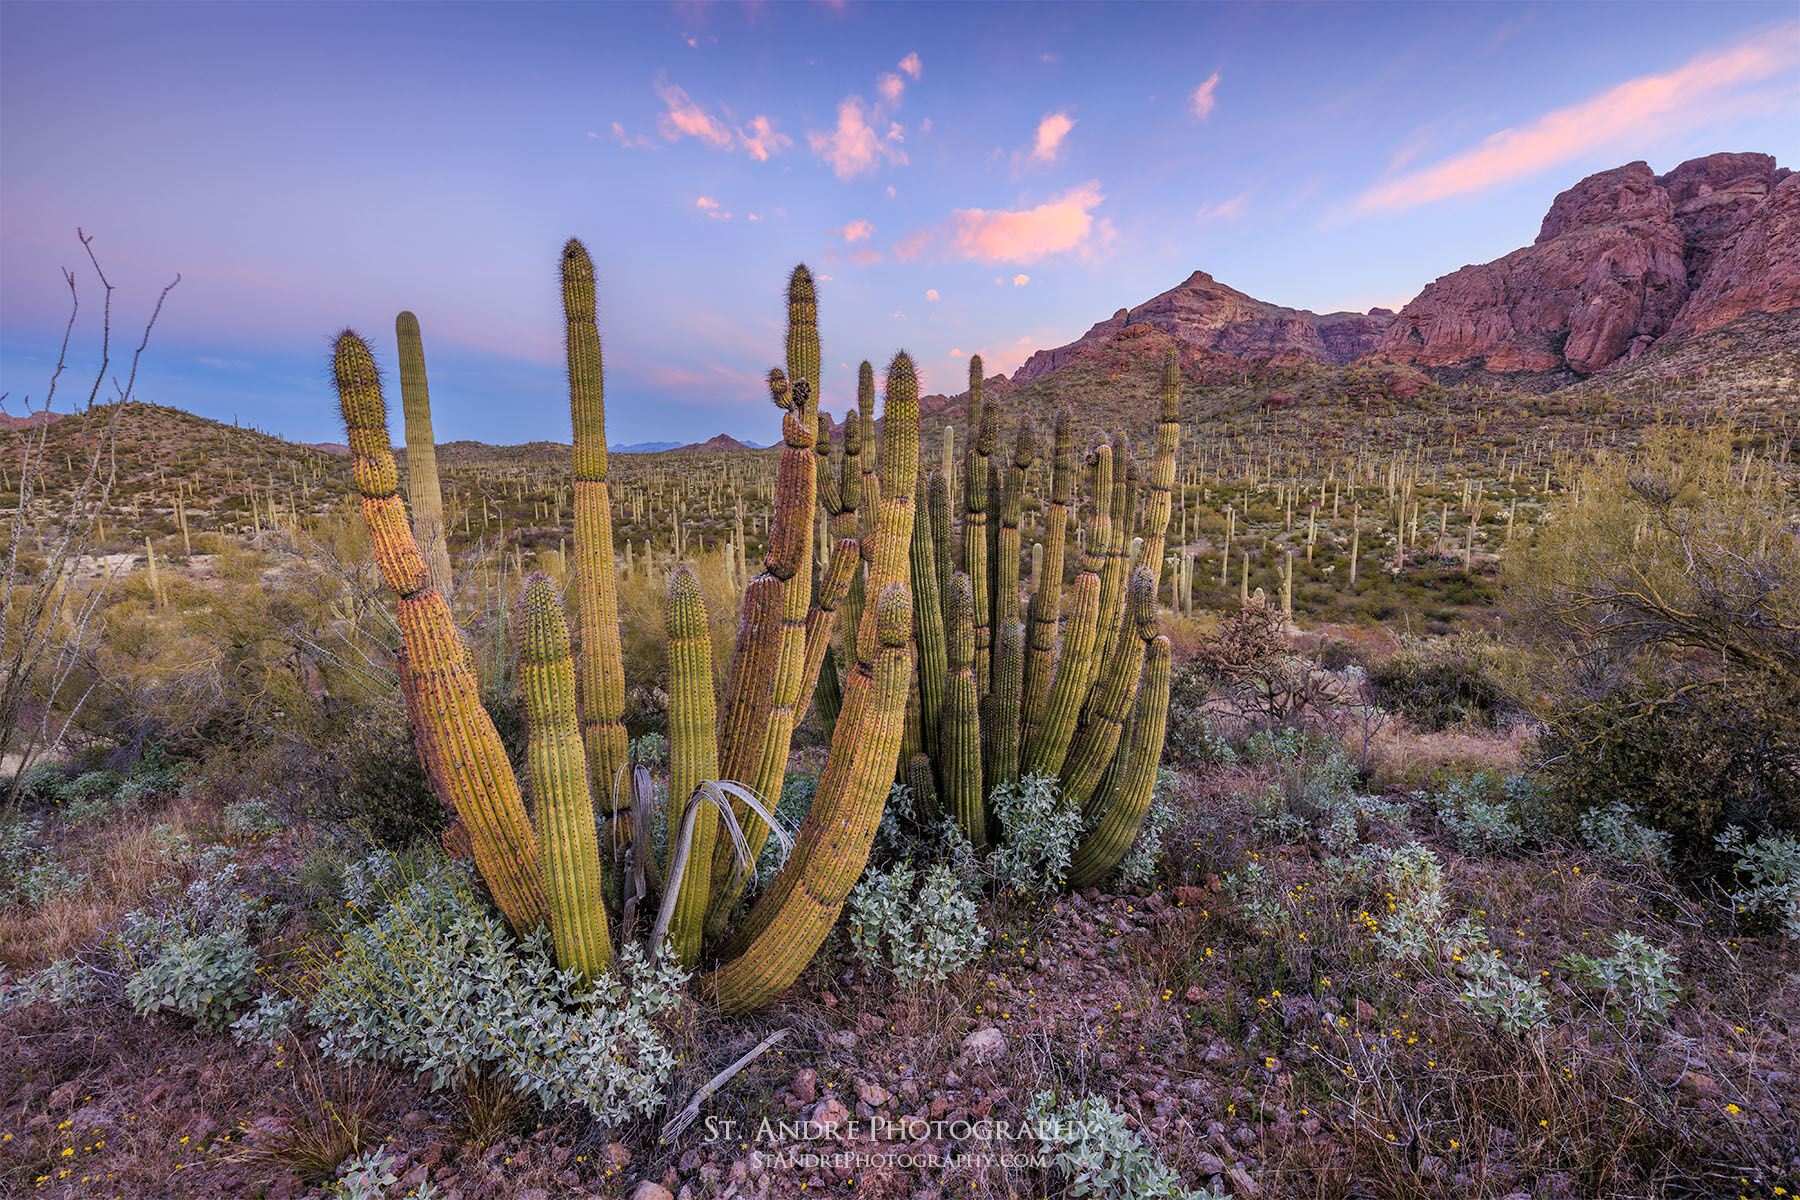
<box><xmin>3</xmin><ymin>1</ymin><xmax>1796</xmax><ymax>448</ymax></box>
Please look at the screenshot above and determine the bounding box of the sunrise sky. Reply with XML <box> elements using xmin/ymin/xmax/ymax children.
<box><xmin>2</xmin><ymin>1</ymin><xmax>1796</xmax><ymax>447</ymax></box>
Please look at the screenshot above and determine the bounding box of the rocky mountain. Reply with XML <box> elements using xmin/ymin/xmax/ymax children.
<box><xmin>1377</xmin><ymin>153</ymin><xmax>1796</xmax><ymax>375</ymax></box>
<box><xmin>1013</xmin><ymin>271</ymin><xmax>1392</xmax><ymax>383</ymax></box>
<box><xmin>0</xmin><ymin>410</ymin><xmax>67</xmax><ymax>432</ymax></box>
<box><xmin>674</xmin><ymin>433</ymin><xmax>755</xmax><ymax>453</ymax></box>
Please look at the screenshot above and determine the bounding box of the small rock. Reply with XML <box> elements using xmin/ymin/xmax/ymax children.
<box><xmin>855</xmin><ymin>1078</ymin><xmax>889</xmax><ymax>1107</ymax></box>
<box><xmin>1679</xmin><ymin>1073</ymin><xmax>1719</xmax><ymax>1099</ymax></box>
<box><xmin>831</xmin><ymin>1029</ymin><xmax>859</xmax><ymax>1050</ymax></box>
<box><xmin>602</xmin><ymin>1142</ymin><xmax>633</xmax><ymax>1172</ymax></box>
<box><xmin>517</xmin><ymin>1190</ymin><xmax>549</xmax><ymax>1200</ymax></box>
<box><xmin>1354</xmin><ymin>999</ymin><xmax>1377</xmax><ymax>1022</ymax></box>
<box><xmin>809</xmin><ymin>1097</ymin><xmax>851</xmax><ymax>1135</ymax></box>
<box><xmin>630</xmin><ymin>1184</ymin><xmax>674</xmax><ymax>1200</ymax></box>
<box><xmin>1185</xmin><ymin>985</ymin><xmax>1206</xmax><ymax>1003</ymax></box>
<box><xmin>678</xmin><ymin>1148</ymin><xmax>702</xmax><ymax>1172</ymax></box>
<box><xmin>792</xmin><ymin>1068</ymin><xmax>818</xmax><ymax>1104</ymax></box>
<box><xmin>400</xmin><ymin>1110</ymin><xmax>430</xmax><ymax>1132</ymax></box>
<box><xmin>958</xmin><ymin>1027</ymin><xmax>1007</xmax><ymax>1064</ymax></box>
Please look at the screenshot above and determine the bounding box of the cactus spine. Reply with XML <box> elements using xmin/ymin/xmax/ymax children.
<box><xmin>332</xmin><ymin>330</ymin><xmax>546</xmax><ymax>935</ymax></box>
<box><xmin>517</xmin><ymin>574</ymin><xmax>612</xmax><ymax>982</ymax></box>
<box><xmin>395</xmin><ymin>311</ymin><xmax>452</xmax><ymax>590</ymax></box>
<box><xmin>563</xmin><ymin>240</ymin><xmax>629</xmax><ymax>815</ymax></box>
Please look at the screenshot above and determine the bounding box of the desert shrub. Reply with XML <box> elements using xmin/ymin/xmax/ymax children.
<box><xmin>987</xmin><ymin>774</ymin><xmax>1084</xmax><ymax>893</ymax></box>
<box><xmin>1563</xmin><ymin>930</ymin><xmax>1680</xmax><ymax>1022</ymax></box>
<box><xmin>58</xmin><ymin>768</ymin><xmax>122</xmax><ymax>804</ymax></box>
<box><xmin>124</xmin><ymin>925</ymin><xmax>258</xmax><ymax>1029</ymax></box>
<box><xmin>225</xmin><ymin>797</ymin><xmax>285</xmax><ymax>840</ymax></box>
<box><xmin>1536</xmin><ymin>673</ymin><xmax>1800</xmax><ymax>865</ymax></box>
<box><xmin>848</xmin><ymin>860</ymin><xmax>986</xmax><ymax>986</ymax></box>
<box><xmin>0</xmin><ymin>814</ymin><xmax>86</xmax><ymax>908</ymax></box>
<box><xmin>1025</xmin><ymin>1090</ymin><xmax>1222</xmax><ymax>1200</ymax></box>
<box><xmin>0</xmin><ymin>957</ymin><xmax>95</xmax><ymax>1014</ymax></box>
<box><xmin>331</xmin><ymin>1146</ymin><xmax>399</xmax><ymax>1200</ymax></box>
<box><xmin>1455</xmin><ymin>948</ymin><xmax>1549</xmax><ymax>1036</ymax></box>
<box><xmin>1431</xmin><ymin>772</ymin><xmax>1525</xmax><ymax>853</ymax></box>
<box><xmin>1164</xmin><ymin>662</ymin><xmax>1236</xmax><ymax>767</ymax></box>
<box><xmin>1116</xmin><ymin>780</ymin><xmax>1178</xmax><ymax>887</ymax></box>
<box><xmin>1238</xmin><ymin>728</ymin><xmax>1360</xmax><ymax>846</ymax></box>
<box><xmin>1716</xmin><ymin>827</ymin><xmax>1800</xmax><ymax>939</ymax></box>
<box><xmin>312</xmin><ymin>693</ymin><xmax>446</xmax><ymax>846</ymax></box>
<box><xmin>1578</xmin><ymin>801</ymin><xmax>1672</xmax><ymax>870</ymax></box>
<box><xmin>118</xmin><ymin>861</ymin><xmax>263</xmax><ymax>1028</ymax></box>
<box><xmin>5</xmin><ymin>759</ymin><xmax>67</xmax><ymax>804</ymax></box>
<box><xmin>1368</xmin><ymin>636</ymin><xmax>1518</xmax><ymax>730</ymax></box>
<box><xmin>306</xmin><ymin>852</ymin><xmax>685</xmax><ymax>1122</ymax></box>
<box><xmin>1190</xmin><ymin>600</ymin><xmax>1285</xmax><ymax>682</ymax></box>
<box><xmin>232</xmin><ymin>991</ymin><xmax>305</xmax><ymax>1046</ymax></box>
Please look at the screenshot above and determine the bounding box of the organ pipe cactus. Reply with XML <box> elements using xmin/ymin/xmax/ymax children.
<box><xmin>394</xmin><ymin>311</ymin><xmax>452</xmax><ymax>590</ymax></box>
<box><xmin>516</xmin><ymin>574</ymin><xmax>612</xmax><ymax>982</ymax></box>
<box><xmin>1068</xmin><ymin>634</ymin><xmax>1173</xmax><ymax>888</ymax></box>
<box><xmin>665</xmin><ymin>565</ymin><xmax>719</xmax><ymax>967</ymax></box>
<box><xmin>333</xmin><ymin>330</ymin><xmax>546</xmax><ymax>936</ymax></box>
<box><xmin>963</xmin><ymin>358</ymin><xmax>992</xmax><ymax>695</ymax></box>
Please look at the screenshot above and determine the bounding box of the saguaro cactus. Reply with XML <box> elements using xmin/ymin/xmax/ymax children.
<box><xmin>395</xmin><ymin>311</ymin><xmax>452</xmax><ymax>589</ymax></box>
<box><xmin>665</xmin><ymin>565</ymin><xmax>720</xmax><ymax>967</ymax></box>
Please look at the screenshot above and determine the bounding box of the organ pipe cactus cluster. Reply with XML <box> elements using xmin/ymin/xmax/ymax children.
<box><xmin>330</xmin><ymin>245</ymin><xmax>1177</xmax><ymax>1015</ymax></box>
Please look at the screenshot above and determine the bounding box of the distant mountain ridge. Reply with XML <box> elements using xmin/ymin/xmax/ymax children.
<box><xmin>1003</xmin><ymin>151</ymin><xmax>1795</xmax><ymax>392</ymax></box>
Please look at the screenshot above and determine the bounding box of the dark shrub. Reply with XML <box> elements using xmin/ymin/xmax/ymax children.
<box><xmin>1368</xmin><ymin>636</ymin><xmax>1518</xmax><ymax>731</ymax></box>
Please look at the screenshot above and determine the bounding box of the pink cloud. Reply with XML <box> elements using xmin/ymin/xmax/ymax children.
<box><xmin>737</xmin><ymin>114</ymin><xmax>793</xmax><ymax>161</ymax></box>
<box><xmin>1190</xmin><ymin>72</ymin><xmax>1220</xmax><ymax>120</ymax></box>
<box><xmin>1030</xmin><ymin>111</ymin><xmax>1076</xmax><ymax>164</ymax></box>
<box><xmin>894</xmin><ymin>180</ymin><xmax>1114</xmax><ymax>265</ymax></box>
<box><xmin>1012</xmin><ymin>274</ymin><xmax>1030</xmax><ymax>286</ymax></box>
<box><xmin>898</xmin><ymin>52</ymin><xmax>922</xmax><ymax>80</ymax></box>
<box><xmin>878</xmin><ymin>72</ymin><xmax>905</xmax><ymax>104</ymax></box>
<box><xmin>655</xmin><ymin>76</ymin><xmax>790</xmax><ymax>159</ymax></box>
<box><xmin>656</xmin><ymin>77</ymin><xmax>733</xmax><ymax>149</ymax></box>
<box><xmin>925</xmin><ymin>288</ymin><xmax>940</xmax><ymax>301</ymax></box>
<box><xmin>1353</xmin><ymin>26</ymin><xmax>1800</xmax><ymax>214</ymax></box>
<box><xmin>832</xmin><ymin>219</ymin><xmax>876</xmax><ymax>242</ymax></box>
<box><xmin>808</xmin><ymin>96</ymin><xmax>908</xmax><ymax>179</ymax></box>
<box><xmin>696</xmin><ymin>196</ymin><xmax>719</xmax><ymax>210</ymax></box>
<box><xmin>610</xmin><ymin>121</ymin><xmax>656</xmax><ymax>149</ymax></box>
<box><xmin>850</xmin><ymin>248</ymin><xmax>883</xmax><ymax>266</ymax></box>
<box><xmin>1195</xmin><ymin>190</ymin><xmax>1252</xmax><ymax>222</ymax></box>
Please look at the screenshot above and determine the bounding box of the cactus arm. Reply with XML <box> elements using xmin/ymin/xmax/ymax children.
<box><xmin>1060</xmin><ymin>567</ymin><xmax>1155</xmax><ymax>811</ymax></box>
<box><xmin>910</xmin><ymin>470</ymin><xmax>948</xmax><ymax>768</ymax></box>
<box><xmin>838</xmin><ymin>403</ymin><xmax>866</xmax><ymax>672</ymax></box>
<box><xmin>1067</xmin><ymin>634</ymin><xmax>1172</xmax><ymax>889</ymax></box>
<box><xmin>517</xmin><ymin>574</ymin><xmax>613</xmax><ymax>982</ymax></box>
<box><xmin>332</xmin><ymin>330</ymin><xmax>545</xmax><ymax>935</ymax></box>
<box><xmin>1092</xmin><ymin>431</ymin><xmax>1133</xmax><ymax>692</ymax></box>
<box><xmin>992</xmin><ymin>420</ymin><xmax>1035</xmax><ymax>687</ymax></box>
<box><xmin>1021</xmin><ymin>406</ymin><xmax>1072</xmax><ymax>750</ymax></box>
<box><xmin>394</xmin><ymin>311</ymin><xmax>452</xmax><ymax>590</ymax></box>
<box><xmin>563</xmin><ymin>240</ymin><xmax>630</xmax><ymax>814</ymax></box>
<box><xmin>665</xmin><ymin>565</ymin><xmax>720</xmax><ymax>967</ymax></box>
<box><xmin>704</xmin><ymin>353</ymin><xmax>918</xmax><ymax>1013</ymax></box>
<box><xmin>940</xmin><ymin>571</ymin><xmax>985</xmax><ymax>847</ymax></box>
<box><xmin>984</xmin><ymin>616</ymin><xmax>1025</xmax><ymax>794</ymax></box>
<box><xmin>1020</xmin><ymin>570</ymin><xmax>1102</xmax><ymax>780</ymax></box>
<box><xmin>962</xmin><ymin>357</ymin><xmax>992</xmax><ymax>696</ymax></box>
<box><xmin>1137</xmin><ymin>348</ymin><xmax>1181</xmax><ymax>602</ymax></box>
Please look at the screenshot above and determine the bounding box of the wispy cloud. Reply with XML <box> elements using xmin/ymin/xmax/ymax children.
<box><xmin>925</xmin><ymin>288</ymin><xmax>940</xmax><ymax>301</ymax></box>
<box><xmin>831</xmin><ymin>219</ymin><xmax>876</xmax><ymax>242</ymax></box>
<box><xmin>654</xmin><ymin>75</ymin><xmax>792</xmax><ymax>159</ymax></box>
<box><xmin>1027</xmin><ymin>111</ymin><xmax>1075</xmax><ymax>165</ymax></box>
<box><xmin>1012</xmin><ymin>274</ymin><xmax>1031</xmax><ymax>286</ymax></box>
<box><xmin>1190</xmin><ymin>72</ymin><xmax>1220</xmax><ymax>120</ymax></box>
<box><xmin>696</xmin><ymin>196</ymin><xmax>732</xmax><ymax>219</ymax></box>
<box><xmin>1352</xmin><ymin>25</ymin><xmax>1800</xmax><ymax>215</ymax></box>
<box><xmin>1196</xmin><ymin>189</ymin><xmax>1253</xmax><ymax>222</ymax></box>
<box><xmin>610</xmin><ymin>120</ymin><xmax>657</xmax><ymax>149</ymax></box>
<box><xmin>898</xmin><ymin>52</ymin><xmax>922</xmax><ymax>80</ymax></box>
<box><xmin>894</xmin><ymin>180</ymin><xmax>1114</xmax><ymax>265</ymax></box>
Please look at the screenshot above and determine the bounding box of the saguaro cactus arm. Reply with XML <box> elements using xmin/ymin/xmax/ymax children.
<box><xmin>395</xmin><ymin>311</ymin><xmax>452</xmax><ymax>590</ymax></box>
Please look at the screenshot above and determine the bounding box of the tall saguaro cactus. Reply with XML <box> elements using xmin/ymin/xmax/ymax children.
<box><xmin>665</xmin><ymin>566</ymin><xmax>720</xmax><ymax>967</ymax></box>
<box><xmin>333</xmin><ymin>331</ymin><xmax>546</xmax><ymax>936</ymax></box>
<box><xmin>563</xmin><ymin>240</ymin><xmax>629</xmax><ymax>815</ymax></box>
<box><xmin>395</xmin><ymin>311</ymin><xmax>452</xmax><ymax>590</ymax></box>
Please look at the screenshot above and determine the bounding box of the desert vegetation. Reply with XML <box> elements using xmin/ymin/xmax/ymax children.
<box><xmin>2</xmin><ymin>239</ymin><xmax>1795</xmax><ymax>1200</ymax></box>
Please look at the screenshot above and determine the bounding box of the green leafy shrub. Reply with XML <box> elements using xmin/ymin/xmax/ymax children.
<box><xmin>311</xmin><ymin>696</ymin><xmax>447</xmax><ymax>846</ymax></box>
<box><xmin>1716</xmin><ymin>827</ymin><xmax>1800</xmax><ymax>939</ymax></box>
<box><xmin>1368</xmin><ymin>636</ymin><xmax>1518</xmax><ymax>731</ymax></box>
<box><xmin>0</xmin><ymin>958</ymin><xmax>95</xmax><ymax>1014</ymax></box>
<box><xmin>987</xmin><ymin>774</ymin><xmax>1084</xmax><ymax>893</ymax></box>
<box><xmin>5</xmin><ymin>759</ymin><xmax>67</xmax><ymax>803</ymax></box>
<box><xmin>1579</xmin><ymin>801</ymin><xmax>1671</xmax><ymax>870</ymax></box>
<box><xmin>1537</xmin><ymin>674</ymin><xmax>1800</xmax><ymax>865</ymax></box>
<box><xmin>124</xmin><ymin>927</ymin><xmax>258</xmax><ymax>1029</ymax></box>
<box><xmin>225</xmin><ymin>797</ymin><xmax>285</xmax><ymax>840</ymax></box>
<box><xmin>848</xmin><ymin>860</ymin><xmax>986</xmax><ymax>986</ymax></box>
<box><xmin>1116</xmin><ymin>785</ymin><xmax>1177</xmax><ymax>887</ymax></box>
<box><xmin>1563</xmin><ymin>931</ymin><xmax>1680</xmax><ymax>1022</ymax></box>
<box><xmin>0</xmin><ymin>815</ymin><xmax>86</xmax><ymax>908</ymax></box>
<box><xmin>1164</xmin><ymin>663</ymin><xmax>1236</xmax><ymax>767</ymax></box>
<box><xmin>1025</xmin><ymin>1090</ymin><xmax>1222</xmax><ymax>1200</ymax></box>
<box><xmin>331</xmin><ymin>1146</ymin><xmax>399</xmax><ymax>1200</ymax></box>
<box><xmin>1455</xmin><ymin>949</ymin><xmax>1548</xmax><ymax>1036</ymax></box>
<box><xmin>307</xmin><ymin>853</ymin><xmax>685</xmax><ymax>1122</ymax></box>
<box><xmin>1431</xmin><ymin>772</ymin><xmax>1525</xmax><ymax>853</ymax></box>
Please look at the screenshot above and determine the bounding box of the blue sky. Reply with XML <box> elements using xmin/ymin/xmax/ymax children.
<box><xmin>2</xmin><ymin>1</ymin><xmax>1796</xmax><ymax>448</ymax></box>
